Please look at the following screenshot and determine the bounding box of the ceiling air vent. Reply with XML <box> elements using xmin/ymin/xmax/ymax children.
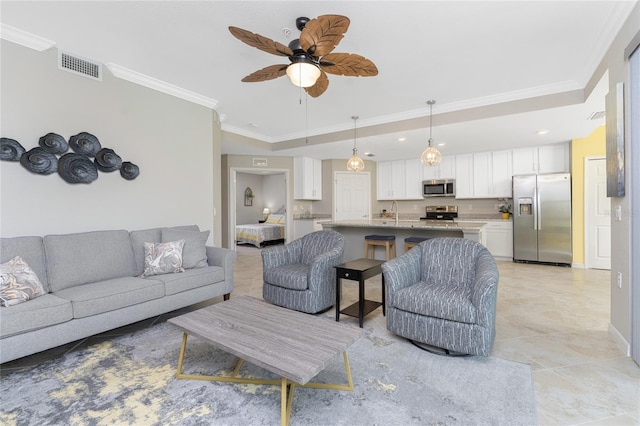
<box><xmin>58</xmin><ymin>51</ymin><xmax>102</xmax><ymax>81</ymax></box>
<box><xmin>588</xmin><ymin>111</ymin><xmax>605</xmax><ymax>120</ymax></box>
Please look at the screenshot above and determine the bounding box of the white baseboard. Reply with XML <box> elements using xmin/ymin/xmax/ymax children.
<box><xmin>608</xmin><ymin>323</ymin><xmax>631</xmax><ymax>356</ymax></box>
<box><xmin>571</xmin><ymin>263</ymin><xmax>585</xmax><ymax>268</ymax></box>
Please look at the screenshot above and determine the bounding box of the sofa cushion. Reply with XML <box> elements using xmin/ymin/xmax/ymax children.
<box><xmin>153</xmin><ymin>265</ymin><xmax>225</xmax><ymax>295</ymax></box>
<box><xmin>0</xmin><ymin>294</ymin><xmax>72</xmax><ymax>336</ymax></box>
<box><xmin>54</xmin><ymin>276</ymin><xmax>165</xmax><ymax>319</ymax></box>
<box><xmin>162</xmin><ymin>229</ymin><xmax>209</xmax><ymax>269</ymax></box>
<box><xmin>393</xmin><ymin>281</ymin><xmax>478</xmax><ymax>324</ymax></box>
<box><xmin>264</xmin><ymin>264</ymin><xmax>309</xmax><ymax>290</ymax></box>
<box><xmin>130</xmin><ymin>225</ymin><xmax>199</xmax><ymax>276</ymax></box>
<box><xmin>0</xmin><ymin>256</ymin><xmax>46</xmax><ymax>306</ymax></box>
<box><xmin>44</xmin><ymin>230</ymin><xmax>136</xmax><ymax>292</ymax></box>
<box><xmin>1</xmin><ymin>236</ymin><xmax>49</xmax><ymax>292</ymax></box>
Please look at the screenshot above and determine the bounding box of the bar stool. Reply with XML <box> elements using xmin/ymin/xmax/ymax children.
<box><xmin>404</xmin><ymin>236</ymin><xmax>432</xmax><ymax>252</ymax></box>
<box><xmin>364</xmin><ymin>234</ymin><xmax>396</xmax><ymax>260</ymax></box>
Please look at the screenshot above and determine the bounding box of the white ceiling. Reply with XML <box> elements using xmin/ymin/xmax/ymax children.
<box><xmin>1</xmin><ymin>1</ymin><xmax>637</xmax><ymax>161</ymax></box>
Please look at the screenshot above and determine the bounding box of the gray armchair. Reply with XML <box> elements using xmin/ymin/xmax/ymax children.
<box><xmin>381</xmin><ymin>237</ymin><xmax>499</xmax><ymax>356</ymax></box>
<box><xmin>262</xmin><ymin>230</ymin><xmax>345</xmax><ymax>314</ymax></box>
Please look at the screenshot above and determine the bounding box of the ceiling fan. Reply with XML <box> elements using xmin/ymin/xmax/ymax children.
<box><xmin>228</xmin><ymin>15</ymin><xmax>378</xmax><ymax>97</ymax></box>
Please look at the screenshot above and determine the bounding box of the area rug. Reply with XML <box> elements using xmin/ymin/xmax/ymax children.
<box><xmin>0</xmin><ymin>321</ymin><xmax>537</xmax><ymax>425</ymax></box>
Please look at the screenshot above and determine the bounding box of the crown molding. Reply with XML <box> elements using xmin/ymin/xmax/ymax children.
<box><xmin>106</xmin><ymin>63</ymin><xmax>219</xmax><ymax>109</ymax></box>
<box><xmin>0</xmin><ymin>24</ymin><xmax>56</xmax><ymax>51</ymax></box>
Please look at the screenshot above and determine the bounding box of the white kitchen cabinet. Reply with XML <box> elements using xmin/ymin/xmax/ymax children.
<box><xmin>454</xmin><ymin>154</ymin><xmax>474</xmax><ymax>198</ymax></box>
<box><xmin>457</xmin><ymin>151</ymin><xmax>512</xmax><ymax>199</ymax></box>
<box><xmin>294</xmin><ymin>219</ymin><xmax>331</xmax><ymax>239</ymax></box>
<box><xmin>490</xmin><ymin>150</ymin><xmax>513</xmax><ymax>197</ymax></box>
<box><xmin>512</xmin><ymin>143</ymin><xmax>569</xmax><ymax>175</ymax></box>
<box><xmin>294</xmin><ymin>156</ymin><xmax>322</xmax><ymax>200</ymax></box>
<box><xmin>421</xmin><ymin>155</ymin><xmax>456</xmax><ymax>180</ymax></box>
<box><xmin>404</xmin><ymin>159</ymin><xmax>423</xmax><ymax>199</ymax></box>
<box><xmin>483</xmin><ymin>221</ymin><xmax>513</xmax><ymax>260</ymax></box>
<box><xmin>377</xmin><ymin>159</ymin><xmax>422</xmax><ymax>200</ymax></box>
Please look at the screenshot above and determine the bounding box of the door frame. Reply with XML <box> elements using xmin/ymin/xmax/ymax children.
<box><xmin>583</xmin><ymin>156</ymin><xmax>610</xmax><ymax>269</ymax></box>
<box><xmin>229</xmin><ymin>167</ymin><xmax>291</xmax><ymax>250</ymax></box>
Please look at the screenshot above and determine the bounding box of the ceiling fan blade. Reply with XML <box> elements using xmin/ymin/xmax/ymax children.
<box><xmin>229</xmin><ymin>26</ymin><xmax>293</xmax><ymax>57</ymax></box>
<box><xmin>305</xmin><ymin>71</ymin><xmax>329</xmax><ymax>98</ymax></box>
<box><xmin>241</xmin><ymin>64</ymin><xmax>289</xmax><ymax>82</ymax></box>
<box><xmin>320</xmin><ymin>53</ymin><xmax>378</xmax><ymax>77</ymax></box>
<box><xmin>299</xmin><ymin>15</ymin><xmax>350</xmax><ymax>57</ymax></box>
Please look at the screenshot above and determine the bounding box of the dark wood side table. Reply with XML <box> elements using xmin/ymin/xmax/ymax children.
<box><xmin>335</xmin><ymin>258</ymin><xmax>385</xmax><ymax>328</ymax></box>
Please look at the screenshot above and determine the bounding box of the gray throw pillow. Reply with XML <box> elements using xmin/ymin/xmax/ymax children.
<box><xmin>161</xmin><ymin>229</ymin><xmax>209</xmax><ymax>269</ymax></box>
<box><xmin>0</xmin><ymin>256</ymin><xmax>46</xmax><ymax>306</ymax></box>
<box><xmin>141</xmin><ymin>240</ymin><xmax>185</xmax><ymax>278</ymax></box>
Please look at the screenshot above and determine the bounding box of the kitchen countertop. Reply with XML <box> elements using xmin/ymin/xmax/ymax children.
<box><xmin>321</xmin><ymin>219</ymin><xmax>487</xmax><ymax>231</ymax></box>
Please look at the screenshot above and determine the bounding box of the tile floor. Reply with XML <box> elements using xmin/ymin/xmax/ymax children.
<box><xmin>233</xmin><ymin>245</ymin><xmax>640</xmax><ymax>425</ymax></box>
<box><xmin>2</xmin><ymin>244</ymin><xmax>639</xmax><ymax>425</ymax></box>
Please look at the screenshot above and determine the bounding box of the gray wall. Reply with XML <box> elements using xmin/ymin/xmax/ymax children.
<box><xmin>235</xmin><ymin>172</ymin><xmax>265</xmax><ymax>224</ymax></box>
<box><xmin>589</xmin><ymin>2</ymin><xmax>640</xmax><ymax>349</ymax></box>
<box><xmin>0</xmin><ymin>41</ymin><xmax>219</xmax><ymax>243</ymax></box>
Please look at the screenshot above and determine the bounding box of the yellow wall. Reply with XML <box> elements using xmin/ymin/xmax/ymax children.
<box><xmin>571</xmin><ymin>125</ymin><xmax>606</xmax><ymax>265</ymax></box>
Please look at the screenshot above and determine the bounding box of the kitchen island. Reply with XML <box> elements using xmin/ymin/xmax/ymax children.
<box><xmin>321</xmin><ymin>219</ymin><xmax>487</xmax><ymax>261</ymax></box>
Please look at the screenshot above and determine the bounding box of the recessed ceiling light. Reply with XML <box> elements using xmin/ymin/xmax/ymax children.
<box><xmin>437</xmin><ymin>142</ymin><xmax>446</xmax><ymax>147</ymax></box>
<box><xmin>364</xmin><ymin>152</ymin><xmax>375</xmax><ymax>157</ymax></box>
<box><xmin>397</xmin><ymin>137</ymin><xmax>407</xmax><ymax>142</ymax></box>
<box><xmin>537</xmin><ymin>129</ymin><xmax>549</xmax><ymax>135</ymax></box>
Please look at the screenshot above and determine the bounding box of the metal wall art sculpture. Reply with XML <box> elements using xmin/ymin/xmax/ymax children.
<box><xmin>0</xmin><ymin>132</ymin><xmax>139</xmax><ymax>184</ymax></box>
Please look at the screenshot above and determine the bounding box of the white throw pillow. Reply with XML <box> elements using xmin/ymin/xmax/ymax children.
<box><xmin>0</xmin><ymin>256</ymin><xmax>46</xmax><ymax>307</ymax></box>
<box><xmin>141</xmin><ymin>240</ymin><xmax>185</xmax><ymax>277</ymax></box>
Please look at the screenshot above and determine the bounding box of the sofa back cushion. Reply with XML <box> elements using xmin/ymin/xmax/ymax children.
<box><xmin>130</xmin><ymin>225</ymin><xmax>200</xmax><ymax>276</ymax></box>
<box><xmin>0</xmin><ymin>236</ymin><xmax>49</xmax><ymax>292</ymax></box>
<box><xmin>44</xmin><ymin>230</ymin><xmax>136</xmax><ymax>291</ymax></box>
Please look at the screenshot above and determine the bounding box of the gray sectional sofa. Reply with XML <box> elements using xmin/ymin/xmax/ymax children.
<box><xmin>0</xmin><ymin>225</ymin><xmax>237</xmax><ymax>364</ymax></box>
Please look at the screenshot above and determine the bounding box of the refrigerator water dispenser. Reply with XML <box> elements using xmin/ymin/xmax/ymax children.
<box><xmin>518</xmin><ymin>198</ymin><xmax>533</xmax><ymax>215</ymax></box>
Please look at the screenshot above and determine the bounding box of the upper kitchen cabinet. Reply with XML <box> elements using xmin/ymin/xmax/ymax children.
<box><xmin>377</xmin><ymin>159</ymin><xmax>423</xmax><ymax>200</ymax></box>
<box><xmin>474</xmin><ymin>150</ymin><xmax>513</xmax><ymax>198</ymax></box>
<box><xmin>294</xmin><ymin>156</ymin><xmax>322</xmax><ymax>200</ymax></box>
<box><xmin>454</xmin><ymin>154</ymin><xmax>474</xmax><ymax>198</ymax></box>
<box><xmin>512</xmin><ymin>143</ymin><xmax>569</xmax><ymax>175</ymax></box>
<box><xmin>456</xmin><ymin>150</ymin><xmax>512</xmax><ymax>199</ymax></box>
<box><xmin>421</xmin><ymin>155</ymin><xmax>456</xmax><ymax>180</ymax></box>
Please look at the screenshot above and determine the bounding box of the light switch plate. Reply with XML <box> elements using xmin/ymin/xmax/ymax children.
<box><xmin>615</xmin><ymin>206</ymin><xmax>622</xmax><ymax>221</ymax></box>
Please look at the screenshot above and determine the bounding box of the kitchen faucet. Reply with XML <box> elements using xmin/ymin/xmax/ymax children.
<box><xmin>391</xmin><ymin>200</ymin><xmax>399</xmax><ymax>225</ymax></box>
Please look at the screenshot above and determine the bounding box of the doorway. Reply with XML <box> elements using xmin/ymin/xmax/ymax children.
<box><xmin>229</xmin><ymin>168</ymin><xmax>290</xmax><ymax>250</ymax></box>
<box><xmin>334</xmin><ymin>172</ymin><xmax>370</xmax><ymax>221</ymax></box>
<box><xmin>584</xmin><ymin>156</ymin><xmax>611</xmax><ymax>269</ymax></box>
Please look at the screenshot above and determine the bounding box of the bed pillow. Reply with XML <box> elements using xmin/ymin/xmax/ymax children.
<box><xmin>266</xmin><ymin>214</ymin><xmax>285</xmax><ymax>224</ymax></box>
<box><xmin>161</xmin><ymin>229</ymin><xmax>209</xmax><ymax>269</ymax></box>
<box><xmin>0</xmin><ymin>256</ymin><xmax>46</xmax><ymax>307</ymax></box>
<box><xmin>141</xmin><ymin>240</ymin><xmax>185</xmax><ymax>278</ymax></box>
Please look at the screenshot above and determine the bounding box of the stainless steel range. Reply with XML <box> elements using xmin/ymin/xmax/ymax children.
<box><xmin>420</xmin><ymin>205</ymin><xmax>458</xmax><ymax>221</ymax></box>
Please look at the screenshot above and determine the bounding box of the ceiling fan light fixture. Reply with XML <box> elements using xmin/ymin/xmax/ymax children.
<box><xmin>286</xmin><ymin>61</ymin><xmax>321</xmax><ymax>88</ymax></box>
<box><xmin>347</xmin><ymin>115</ymin><xmax>365</xmax><ymax>172</ymax></box>
<box><xmin>420</xmin><ymin>100</ymin><xmax>442</xmax><ymax>167</ymax></box>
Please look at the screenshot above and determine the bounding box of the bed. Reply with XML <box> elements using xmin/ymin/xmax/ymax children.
<box><xmin>235</xmin><ymin>214</ymin><xmax>286</xmax><ymax>248</ymax></box>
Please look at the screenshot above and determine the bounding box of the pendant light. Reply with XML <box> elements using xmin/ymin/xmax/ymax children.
<box><xmin>420</xmin><ymin>100</ymin><xmax>442</xmax><ymax>166</ymax></box>
<box><xmin>347</xmin><ymin>115</ymin><xmax>365</xmax><ymax>172</ymax></box>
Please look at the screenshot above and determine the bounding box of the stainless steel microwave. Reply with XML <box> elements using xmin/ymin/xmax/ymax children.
<box><xmin>422</xmin><ymin>179</ymin><xmax>455</xmax><ymax>197</ymax></box>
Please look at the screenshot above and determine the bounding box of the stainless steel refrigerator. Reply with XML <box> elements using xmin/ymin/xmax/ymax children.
<box><xmin>513</xmin><ymin>173</ymin><xmax>572</xmax><ymax>265</ymax></box>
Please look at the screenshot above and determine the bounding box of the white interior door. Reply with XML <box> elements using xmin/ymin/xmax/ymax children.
<box><xmin>585</xmin><ymin>157</ymin><xmax>611</xmax><ymax>269</ymax></box>
<box><xmin>335</xmin><ymin>172</ymin><xmax>370</xmax><ymax>221</ymax></box>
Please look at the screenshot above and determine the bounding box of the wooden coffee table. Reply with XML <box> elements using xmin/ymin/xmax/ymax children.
<box><xmin>167</xmin><ymin>296</ymin><xmax>363</xmax><ymax>426</ymax></box>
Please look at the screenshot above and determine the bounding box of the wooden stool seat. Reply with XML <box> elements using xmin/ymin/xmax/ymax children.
<box><xmin>364</xmin><ymin>234</ymin><xmax>396</xmax><ymax>260</ymax></box>
<box><xmin>404</xmin><ymin>236</ymin><xmax>432</xmax><ymax>252</ymax></box>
